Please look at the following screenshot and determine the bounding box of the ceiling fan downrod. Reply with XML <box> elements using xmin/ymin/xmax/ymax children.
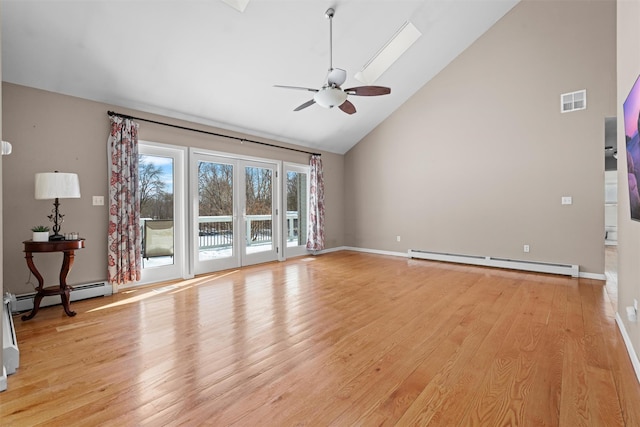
<box><xmin>326</xmin><ymin>8</ymin><xmax>335</xmax><ymax>74</ymax></box>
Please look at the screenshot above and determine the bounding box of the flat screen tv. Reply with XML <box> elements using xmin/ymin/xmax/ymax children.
<box><xmin>623</xmin><ymin>74</ymin><xmax>640</xmax><ymax>221</ymax></box>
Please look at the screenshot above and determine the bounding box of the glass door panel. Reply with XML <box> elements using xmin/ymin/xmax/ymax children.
<box><xmin>241</xmin><ymin>162</ymin><xmax>278</xmax><ymax>265</ymax></box>
<box><xmin>138</xmin><ymin>143</ymin><xmax>186</xmax><ymax>285</ymax></box>
<box><xmin>283</xmin><ymin>163</ymin><xmax>310</xmax><ymax>258</ymax></box>
<box><xmin>194</xmin><ymin>156</ymin><xmax>239</xmax><ymax>274</ymax></box>
<box><xmin>140</xmin><ymin>154</ymin><xmax>174</xmax><ymax>267</ymax></box>
<box><xmin>192</xmin><ymin>152</ymin><xmax>280</xmax><ymax>274</ymax></box>
<box><xmin>244</xmin><ymin>166</ymin><xmax>273</xmax><ymax>254</ymax></box>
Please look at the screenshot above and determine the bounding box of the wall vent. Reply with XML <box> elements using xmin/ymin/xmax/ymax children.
<box><xmin>561</xmin><ymin>89</ymin><xmax>587</xmax><ymax>113</ymax></box>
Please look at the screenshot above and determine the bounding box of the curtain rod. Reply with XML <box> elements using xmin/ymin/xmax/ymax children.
<box><xmin>107</xmin><ymin>110</ymin><xmax>321</xmax><ymax>157</ymax></box>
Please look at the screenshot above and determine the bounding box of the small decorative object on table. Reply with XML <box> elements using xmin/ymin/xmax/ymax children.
<box><xmin>31</xmin><ymin>225</ymin><xmax>50</xmax><ymax>242</ymax></box>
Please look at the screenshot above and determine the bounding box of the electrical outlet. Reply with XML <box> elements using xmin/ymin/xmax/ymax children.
<box><xmin>92</xmin><ymin>196</ymin><xmax>104</xmax><ymax>206</ymax></box>
<box><xmin>523</xmin><ymin>244</ymin><xmax>530</xmax><ymax>253</ymax></box>
<box><xmin>396</xmin><ymin>235</ymin><xmax>401</xmax><ymax>242</ymax></box>
<box><xmin>561</xmin><ymin>196</ymin><xmax>573</xmax><ymax>205</ymax></box>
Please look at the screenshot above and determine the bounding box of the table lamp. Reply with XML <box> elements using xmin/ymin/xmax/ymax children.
<box><xmin>35</xmin><ymin>171</ymin><xmax>81</xmax><ymax>240</ymax></box>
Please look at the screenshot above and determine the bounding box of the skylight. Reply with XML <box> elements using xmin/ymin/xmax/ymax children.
<box><xmin>355</xmin><ymin>21</ymin><xmax>422</xmax><ymax>85</ymax></box>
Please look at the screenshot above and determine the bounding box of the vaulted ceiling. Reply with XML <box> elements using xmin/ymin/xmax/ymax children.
<box><xmin>1</xmin><ymin>0</ymin><xmax>519</xmax><ymax>154</ymax></box>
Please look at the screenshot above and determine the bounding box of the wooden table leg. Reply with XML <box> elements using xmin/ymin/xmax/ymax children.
<box><xmin>59</xmin><ymin>250</ymin><xmax>77</xmax><ymax>317</ymax></box>
<box><xmin>22</xmin><ymin>251</ymin><xmax>44</xmax><ymax>321</ymax></box>
<box><xmin>22</xmin><ymin>249</ymin><xmax>78</xmax><ymax>320</ymax></box>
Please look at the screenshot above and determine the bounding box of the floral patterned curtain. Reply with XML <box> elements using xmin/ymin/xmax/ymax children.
<box><xmin>306</xmin><ymin>155</ymin><xmax>325</xmax><ymax>252</ymax></box>
<box><xmin>107</xmin><ymin>115</ymin><xmax>141</xmax><ymax>286</ymax></box>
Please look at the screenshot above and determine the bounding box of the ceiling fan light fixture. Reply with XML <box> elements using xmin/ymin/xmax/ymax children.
<box><xmin>355</xmin><ymin>21</ymin><xmax>422</xmax><ymax>85</ymax></box>
<box><xmin>275</xmin><ymin>7</ymin><xmax>390</xmax><ymax>114</ymax></box>
<box><xmin>314</xmin><ymin>87</ymin><xmax>348</xmax><ymax>108</ymax></box>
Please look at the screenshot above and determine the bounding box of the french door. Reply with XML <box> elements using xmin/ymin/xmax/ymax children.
<box><xmin>283</xmin><ymin>163</ymin><xmax>310</xmax><ymax>258</ymax></box>
<box><xmin>192</xmin><ymin>151</ymin><xmax>280</xmax><ymax>275</ymax></box>
<box><xmin>138</xmin><ymin>142</ymin><xmax>187</xmax><ymax>285</ymax></box>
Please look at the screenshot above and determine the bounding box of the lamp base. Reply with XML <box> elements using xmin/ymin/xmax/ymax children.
<box><xmin>49</xmin><ymin>234</ymin><xmax>64</xmax><ymax>241</ymax></box>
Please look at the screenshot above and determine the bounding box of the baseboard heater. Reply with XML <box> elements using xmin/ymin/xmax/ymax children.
<box><xmin>10</xmin><ymin>281</ymin><xmax>112</xmax><ymax>313</ymax></box>
<box><xmin>408</xmin><ymin>250</ymin><xmax>579</xmax><ymax>278</ymax></box>
<box><xmin>3</xmin><ymin>294</ymin><xmax>19</xmax><ymax>375</ymax></box>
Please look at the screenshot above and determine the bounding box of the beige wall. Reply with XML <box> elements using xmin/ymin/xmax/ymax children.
<box><xmin>1</xmin><ymin>83</ymin><xmax>344</xmax><ymax>295</ymax></box>
<box><xmin>617</xmin><ymin>0</ymin><xmax>640</xmax><ymax>372</ymax></box>
<box><xmin>344</xmin><ymin>0</ymin><xmax>615</xmax><ymax>275</ymax></box>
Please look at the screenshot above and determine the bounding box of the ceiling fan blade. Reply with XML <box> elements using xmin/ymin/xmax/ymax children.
<box><xmin>327</xmin><ymin>68</ymin><xmax>346</xmax><ymax>87</ymax></box>
<box><xmin>339</xmin><ymin>100</ymin><xmax>356</xmax><ymax>115</ymax></box>
<box><xmin>344</xmin><ymin>86</ymin><xmax>391</xmax><ymax>96</ymax></box>
<box><xmin>274</xmin><ymin>85</ymin><xmax>318</xmax><ymax>92</ymax></box>
<box><xmin>294</xmin><ymin>99</ymin><xmax>316</xmax><ymax>111</ymax></box>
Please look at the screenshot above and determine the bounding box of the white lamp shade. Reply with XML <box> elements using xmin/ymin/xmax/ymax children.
<box><xmin>314</xmin><ymin>87</ymin><xmax>348</xmax><ymax>108</ymax></box>
<box><xmin>35</xmin><ymin>172</ymin><xmax>81</xmax><ymax>200</ymax></box>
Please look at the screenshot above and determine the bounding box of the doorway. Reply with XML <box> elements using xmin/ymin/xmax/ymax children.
<box><xmin>604</xmin><ymin>116</ymin><xmax>618</xmax><ymax>309</ymax></box>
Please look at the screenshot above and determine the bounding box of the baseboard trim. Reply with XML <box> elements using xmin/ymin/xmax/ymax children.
<box><xmin>316</xmin><ymin>246</ymin><xmax>348</xmax><ymax>255</ymax></box>
<box><xmin>340</xmin><ymin>246</ymin><xmax>408</xmax><ymax>258</ymax></box>
<box><xmin>616</xmin><ymin>312</ymin><xmax>640</xmax><ymax>385</ymax></box>
<box><xmin>579</xmin><ymin>271</ymin><xmax>607</xmax><ymax>280</ymax></box>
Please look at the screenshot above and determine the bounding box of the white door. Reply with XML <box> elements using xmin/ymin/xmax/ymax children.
<box><xmin>242</xmin><ymin>160</ymin><xmax>279</xmax><ymax>265</ymax></box>
<box><xmin>138</xmin><ymin>143</ymin><xmax>187</xmax><ymax>284</ymax></box>
<box><xmin>192</xmin><ymin>152</ymin><xmax>279</xmax><ymax>275</ymax></box>
<box><xmin>283</xmin><ymin>163</ymin><xmax>310</xmax><ymax>258</ymax></box>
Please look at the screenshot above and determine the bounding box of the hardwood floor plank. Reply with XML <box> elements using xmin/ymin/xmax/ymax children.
<box><xmin>172</xmin><ymin>261</ymin><xmax>469</xmax><ymax>425</ymax></box>
<box><xmin>560</xmin><ymin>282</ymin><xmax>624</xmax><ymax>425</ymax></box>
<box><xmin>453</xmin><ymin>280</ymin><xmax>553</xmax><ymax>426</ymax></box>
<box><xmin>1</xmin><ymin>251</ymin><xmax>638</xmax><ymax>427</ymax></box>
<box><xmin>306</xmin><ymin>272</ymin><xmax>500</xmax><ymax>426</ymax></box>
<box><xmin>367</xmin><ymin>275</ymin><xmax>522</xmax><ymax>426</ymax></box>
<box><xmin>518</xmin><ymin>278</ymin><xmax>568</xmax><ymax>426</ymax></box>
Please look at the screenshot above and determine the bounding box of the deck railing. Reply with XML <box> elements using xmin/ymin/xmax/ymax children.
<box><xmin>142</xmin><ymin>212</ymin><xmax>301</xmax><ymax>251</ymax></box>
<box><xmin>196</xmin><ymin>212</ymin><xmax>300</xmax><ymax>249</ymax></box>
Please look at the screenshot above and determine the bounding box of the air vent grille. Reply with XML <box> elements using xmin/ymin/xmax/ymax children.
<box><xmin>561</xmin><ymin>90</ymin><xmax>587</xmax><ymax>113</ymax></box>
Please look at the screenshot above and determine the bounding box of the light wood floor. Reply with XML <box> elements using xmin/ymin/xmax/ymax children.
<box><xmin>605</xmin><ymin>245</ymin><xmax>618</xmax><ymax>311</ymax></box>
<box><xmin>2</xmin><ymin>251</ymin><xmax>639</xmax><ymax>426</ymax></box>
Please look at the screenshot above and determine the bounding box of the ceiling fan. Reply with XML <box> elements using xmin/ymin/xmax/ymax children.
<box><xmin>275</xmin><ymin>7</ymin><xmax>391</xmax><ymax>115</ymax></box>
